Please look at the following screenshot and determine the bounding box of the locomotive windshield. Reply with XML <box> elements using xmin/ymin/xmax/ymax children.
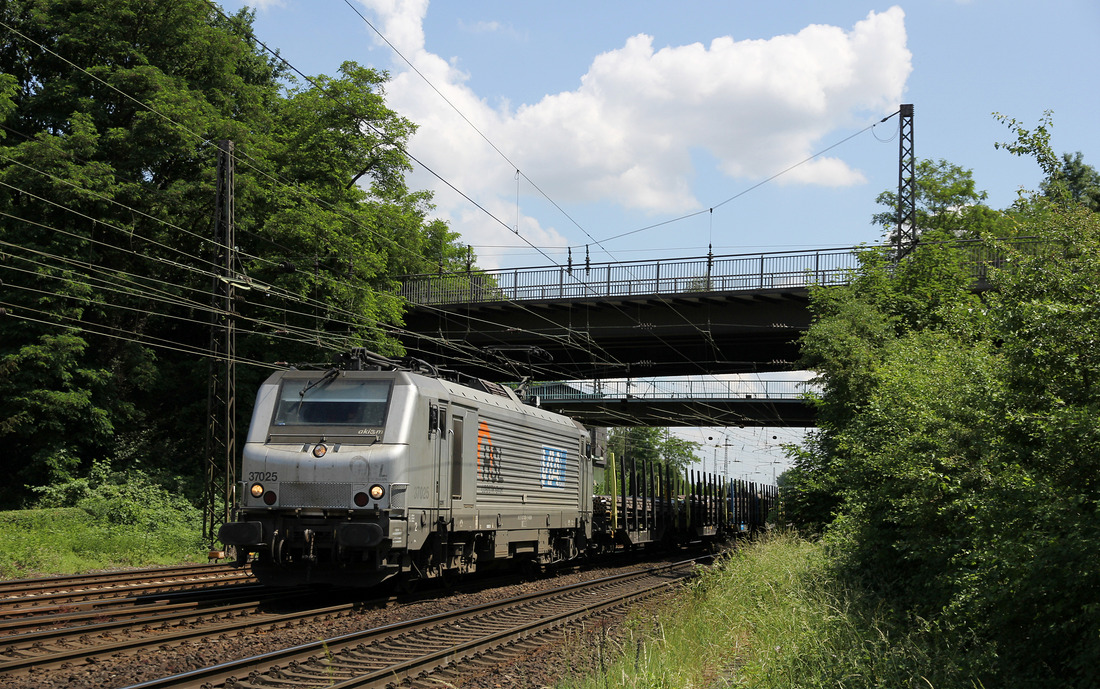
<box><xmin>272</xmin><ymin>377</ymin><xmax>392</xmax><ymax>427</ymax></box>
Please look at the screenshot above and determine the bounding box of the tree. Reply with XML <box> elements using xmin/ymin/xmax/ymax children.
<box><xmin>606</xmin><ymin>427</ymin><xmax>699</xmax><ymax>475</ymax></box>
<box><xmin>791</xmin><ymin>113</ymin><xmax>1100</xmax><ymax>686</ymax></box>
<box><xmin>0</xmin><ymin>0</ymin><xmax>466</xmax><ymax>506</ymax></box>
<box><xmin>1041</xmin><ymin>151</ymin><xmax>1100</xmax><ymax>211</ymax></box>
<box><xmin>872</xmin><ymin>158</ymin><xmax>1013</xmax><ymax>241</ymax></box>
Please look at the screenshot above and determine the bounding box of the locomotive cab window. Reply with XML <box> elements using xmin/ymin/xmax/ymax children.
<box><xmin>272</xmin><ymin>378</ymin><xmax>392</xmax><ymax>427</ymax></box>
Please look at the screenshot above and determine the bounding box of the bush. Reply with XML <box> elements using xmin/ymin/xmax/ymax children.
<box><xmin>559</xmin><ymin>533</ymin><xmax>987</xmax><ymax>689</ymax></box>
<box><xmin>0</xmin><ymin>462</ymin><xmax>205</xmax><ymax>578</ymax></box>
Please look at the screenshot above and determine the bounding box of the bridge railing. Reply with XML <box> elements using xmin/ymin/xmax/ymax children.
<box><xmin>528</xmin><ymin>378</ymin><xmax>813</xmax><ymax>402</ymax></box>
<box><xmin>400</xmin><ymin>247</ymin><xmax>861</xmax><ymax>305</ymax></box>
<box><xmin>399</xmin><ymin>238</ymin><xmax>1051</xmax><ymax>305</ymax></box>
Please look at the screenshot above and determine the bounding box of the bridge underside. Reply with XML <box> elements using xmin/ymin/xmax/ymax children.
<box><xmin>533</xmin><ymin>397</ymin><xmax>815</xmax><ymax>428</ymax></box>
<box><xmin>400</xmin><ymin>287</ymin><xmax>811</xmax><ymax>381</ymax></box>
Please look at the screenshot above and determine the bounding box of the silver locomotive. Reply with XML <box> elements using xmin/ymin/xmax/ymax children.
<box><xmin>218</xmin><ymin>350</ymin><xmax>594</xmax><ymax>586</ymax></box>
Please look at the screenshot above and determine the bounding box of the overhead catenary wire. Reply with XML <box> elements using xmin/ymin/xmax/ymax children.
<box><xmin>331</xmin><ymin>0</ymin><xmax>892</xmax><ymax>399</ymax></box>
<box><xmin>332</xmin><ymin>0</ymin><xmax>740</xmax><ymax>391</ymax></box>
<box><xmin>0</xmin><ymin>149</ymin><xmax>291</xmax><ymax>272</ymax></box>
<box><xmin>188</xmin><ymin>9</ymin><xmax>631</xmax><ymax>380</ymax></box>
<box><xmin>335</xmin><ymin>0</ymin><xmax>620</xmax><ymax>262</ymax></box>
<box><xmin>4</xmin><ymin>6</ymin><xmax>814</xmax><ymax>418</ymax></box>
<box><xmin>192</xmin><ymin>1</ymin><xmax>638</xmax><ymax>375</ymax></box>
<box><xmin>0</xmin><ymin>200</ymin><xmax>582</xmax><ymax>380</ymax></box>
<box><xmin>593</xmin><ymin>118</ymin><xmax>889</xmax><ymax>245</ymax></box>
<box><xmin>0</xmin><ymin>49</ymin><xmax>566</xmax><ymax>378</ymax></box>
<box><xmin>0</xmin><ymin>198</ymin><xmax>567</xmax><ymax>380</ymax></box>
<box><xmin>315</xmin><ymin>3</ymin><xmax>730</xmax><ymax>382</ymax></box>
<box><xmin>316</xmin><ymin>6</ymin><xmax>873</xmax><ymax>394</ymax></box>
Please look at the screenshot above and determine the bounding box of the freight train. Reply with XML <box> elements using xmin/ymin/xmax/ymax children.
<box><xmin>218</xmin><ymin>349</ymin><xmax>775</xmax><ymax>586</ymax></box>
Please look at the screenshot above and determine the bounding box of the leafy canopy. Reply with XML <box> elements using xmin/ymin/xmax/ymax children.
<box><xmin>786</xmin><ymin>111</ymin><xmax>1100</xmax><ymax>687</ymax></box>
<box><xmin>0</xmin><ymin>0</ymin><xmax>467</xmax><ymax>506</ymax></box>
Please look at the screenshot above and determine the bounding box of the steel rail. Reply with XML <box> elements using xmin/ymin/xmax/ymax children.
<box><xmin>0</xmin><ymin>593</ymin><xmax>353</xmax><ymax>674</ymax></box>
<box><xmin>0</xmin><ymin>571</ymin><xmax>257</xmax><ymax>614</ymax></box>
<box><xmin>0</xmin><ymin>593</ymin><xmax>292</xmax><ymax>655</ymax></box>
<box><xmin>120</xmin><ymin>558</ymin><xmax>701</xmax><ymax>689</ymax></box>
<box><xmin>0</xmin><ymin>582</ymin><xmax>267</xmax><ymax>621</ymax></box>
<box><xmin>327</xmin><ymin>577</ymin><xmax>671</xmax><ymax>689</ymax></box>
<box><xmin>1</xmin><ymin>568</ymin><xmax>544</xmax><ymax>676</ymax></box>
<box><xmin>0</xmin><ymin>563</ymin><xmax>245</xmax><ymax>595</ymax></box>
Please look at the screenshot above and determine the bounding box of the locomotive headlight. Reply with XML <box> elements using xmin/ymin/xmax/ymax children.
<box><xmin>369</xmin><ymin>484</ymin><xmax>385</xmax><ymax>500</ymax></box>
<box><xmin>312</xmin><ymin>443</ymin><xmax>328</xmax><ymax>458</ymax></box>
<box><xmin>249</xmin><ymin>483</ymin><xmax>264</xmax><ymax>499</ymax></box>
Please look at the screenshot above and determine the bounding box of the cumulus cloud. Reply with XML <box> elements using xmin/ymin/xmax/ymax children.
<box><xmin>457</xmin><ymin>19</ymin><xmax>524</xmax><ymax>41</ymax></box>
<box><xmin>357</xmin><ymin>2</ymin><xmax>911</xmax><ymax>266</ymax></box>
<box><xmin>242</xmin><ymin>0</ymin><xmax>287</xmax><ymax>11</ymax></box>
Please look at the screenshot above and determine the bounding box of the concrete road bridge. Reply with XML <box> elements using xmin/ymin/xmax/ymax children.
<box><xmin>396</xmin><ymin>240</ymin><xmax>1024</xmax><ymax>426</ymax></box>
<box><xmin>398</xmin><ymin>246</ymin><xmax>859</xmax><ymax>382</ymax></box>
<box><xmin>525</xmin><ymin>378</ymin><xmax>815</xmax><ymax>428</ymax></box>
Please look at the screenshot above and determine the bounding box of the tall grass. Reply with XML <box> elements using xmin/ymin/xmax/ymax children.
<box><xmin>0</xmin><ymin>507</ymin><xmax>204</xmax><ymax>578</ymax></box>
<box><xmin>0</xmin><ymin>465</ymin><xmax>206</xmax><ymax>579</ymax></box>
<box><xmin>563</xmin><ymin>532</ymin><xmax>983</xmax><ymax>688</ymax></box>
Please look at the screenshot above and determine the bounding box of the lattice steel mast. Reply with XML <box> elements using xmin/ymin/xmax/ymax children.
<box><xmin>204</xmin><ymin>140</ymin><xmax>237</xmax><ymax>552</ymax></box>
<box><xmin>896</xmin><ymin>103</ymin><xmax>917</xmax><ymax>254</ymax></box>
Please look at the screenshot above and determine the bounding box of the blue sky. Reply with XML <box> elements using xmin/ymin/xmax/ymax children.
<box><xmin>225</xmin><ymin>0</ymin><xmax>1099</xmax><ymax>474</ymax></box>
<box><xmin>228</xmin><ymin>0</ymin><xmax>1099</xmax><ymax>270</ymax></box>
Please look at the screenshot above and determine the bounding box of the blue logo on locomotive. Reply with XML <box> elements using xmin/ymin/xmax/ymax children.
<box><xmin>541</xmin><ymin>446</ymin><xmax>567</xmax><ymax>488</ymax></box>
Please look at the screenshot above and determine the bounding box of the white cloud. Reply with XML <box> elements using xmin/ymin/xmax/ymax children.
<box><xmin>357</xmin><ymin>2</ymin><xmax>911</xmax><ymax>267</ymax></box>
<box><xmin>456</xmin><ymin>19</ymin><xmax>524</xmax><ymax>41</ymax></box>
<box><xmin>242</xmin><ymin>0</ymin><xmax>286</xmax><ymax>10</ymax></box>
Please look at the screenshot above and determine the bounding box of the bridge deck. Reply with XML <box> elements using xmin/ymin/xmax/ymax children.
<box><xmin>401</xmin><ymin>246</ymin><xmax>859</xmax><ymax>305</ymax></box>
<box><xmin>398</xmin><ymin>239</ymin><xmax>1039</xmax><ymax>421</ymax></box>
<box><xmin>525</xmin><ymin>378</ymin><xmax>815</xmax><ymax>427</ymax></box>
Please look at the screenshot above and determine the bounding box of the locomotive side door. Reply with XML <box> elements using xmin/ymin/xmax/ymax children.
<box><xmin>449</xmin><ymin>409</ymin><xmax>477</xmax><ymax>516</ymax></box>
<box><xmin>431</xmin><ymin>401</ymin><xmax>451</xmax><ymax>521</ymax></box>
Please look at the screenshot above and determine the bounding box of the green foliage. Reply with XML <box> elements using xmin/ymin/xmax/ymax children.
<box><xmin>561</xmin><ymin>534</ymin><xmax>987</xmax><ymax>689</ymax></box>
<box><xmin>0</xmin><ymin>0</ymin><xmax>468</xmax><ymax>506</ymax></box>
<box><xmin>0</xmin><ymin>505</ymin><xmax>204</xmax><ymax>579</ymax></box>
<box><xmin>606</xmin><ymin>427</ymin><xmax>699</xmax><ymax>475</ymax></box>
<box><xmin>34</xmin><ymin>459</ymin><xmax>202</xmax><ymax>529</ymax></box>
<box><xmin>1043</xmin><ymin>151</ymin><xmax>1100</xmax><ymax>211</ymax></box>
<box><xmin>0</xmin><ymin>460</ymin><xmax>203</xmax><ymax>578</ymax></box>
<box><xmin>994</xmin><ymin>110</ymin><xmax>1062</xmax><ymax>181</ymax></box>
<box><xmin>790</xmin><ymin>112</ymin><xmax>1100</xmax><ymax>687</ymax></box>
<box><xmin>778</xmin><ymin>432</ymin><xmax>840</xmax><ymax>534</ymax></box>
<box><xmin>873</xmin><ymin>158</ymin><xmax>1014</xmax><ymax>240</ymax></box>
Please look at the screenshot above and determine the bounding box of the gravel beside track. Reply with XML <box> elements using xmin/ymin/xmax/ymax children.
<box><xmin>0</xmin><ymin>558</ymin><xmax>690</xmax><ymax>689</ymax></box>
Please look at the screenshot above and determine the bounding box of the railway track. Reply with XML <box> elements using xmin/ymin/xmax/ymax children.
<box><xmin>119</xmin><ymin>558</ymin><xmax>697</xmax><ymax>689</ymax></box>
<box><xmin>0</xmin><ymin>563</ymin><xmax>257</xmax><ymax>616</ymax></box>
<box><xmin>2</xmin><ymin>555</ymin><xmax>707</xmax><ymax>689</ymax></box>
<box><xmin>0</xmin><ymin>564</ymin><xmax>519</xmax><ymax>679</ymax></box>
<box><xmin>0</xmin><ymin>593</ymin><xmax>368</xmax><ymax>675</ymax></box>
<box><xmin>0</xmin><ymin>563</ymin><xmax>249</xmax><ymax>596</ymax></box>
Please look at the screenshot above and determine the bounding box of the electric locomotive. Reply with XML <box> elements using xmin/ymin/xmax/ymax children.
<box><xmin>218</xmin><ymin>349</ymin><xmax>595</xmax><ymax>586</ymax></box>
